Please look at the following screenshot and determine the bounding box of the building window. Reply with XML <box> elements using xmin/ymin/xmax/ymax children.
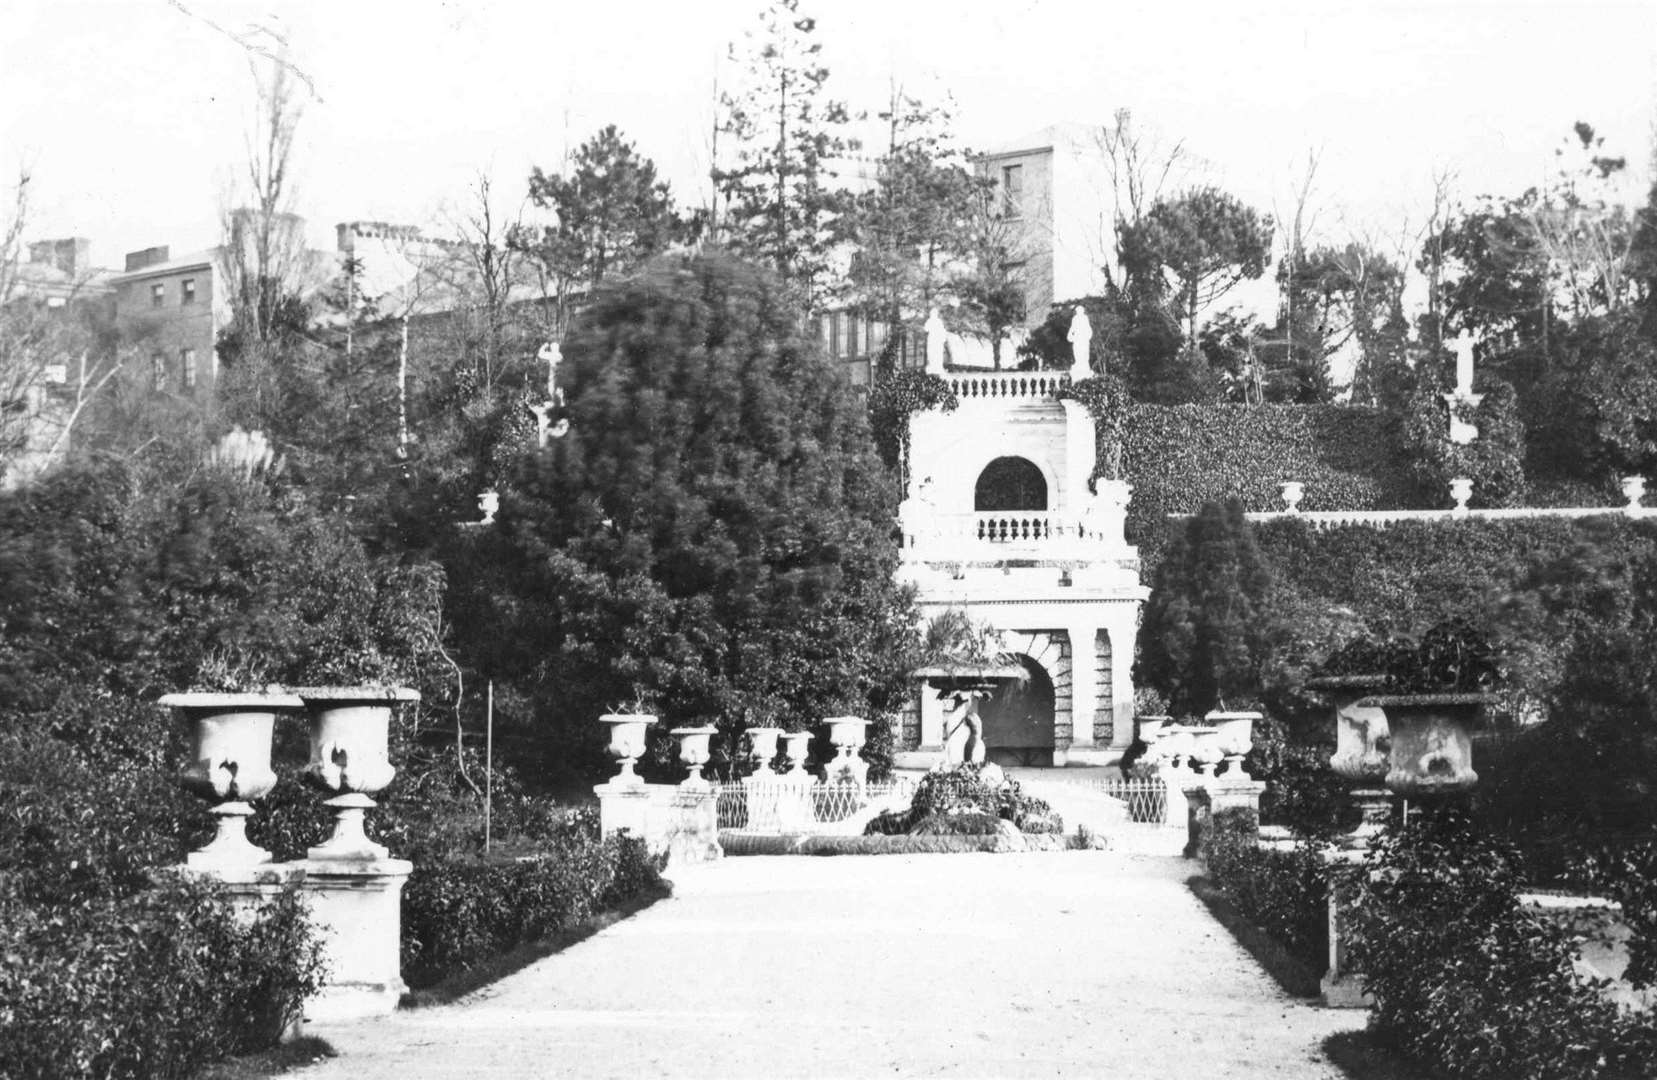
<box><xmin>846</xmin><ymin>317</ymin><xmax>859</xmax><ymax>357</ymax></box>
<box><xmin>1001</xmin><ymin>164</ymin><xmax>1024</xmax><ymax>219</ymax></box>
<box><xmin>151</xmin><ymin>282</ymin><xmax>165</xmax><ymax>307</ymax></box>
<box><xmin>152</xmin><ymin>353</ymin><xmax>167</xmax><ymax>391</ymax></box>
<box><xmin>975</xmin><ymin>456</ymin><xmax>1048</xmax><ymax>512</ymax></box>
<box><xmin>181</xmin><ymin>278</ymin><xmax>196</xmax><ymax>305</ymax></box>
<box><xmin>181</xmin><ymin>348</ymin><xmax>197</xmax><ymax>389</ymax></box>
<box><xmin>829</xmin><ymin>312</ymin><xmax>841</xmax><ymax>358</ymax></box>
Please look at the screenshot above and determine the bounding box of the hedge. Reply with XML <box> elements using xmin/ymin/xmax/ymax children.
<box><xmin>1348</xmin><ymin>813</ymin><xmax>1657</xmax><ymax>1080</ymax></box>
<box><xmin>400</xmin><ymin>811</ymin><xmax>667</xmax><ymax>988</ymax></box>
<box><xmin>0</xmin><ymin>876</ymin><xmax>325</xmax><ymax>1080</ymax></box>
<box><xmin>1120</xmin><ymin>404</ymin><xmax>1416</xmax><ymax>555</ymax></box>
<box><xmin>1252</xmin><ymin>514</ymin><xmax>1657</xmax><ymax>639</ymax></box>
<box><xmin>1204</xmin><ymin>826</ymin><xmax>1331</xmax><ymax>971</ymax></box>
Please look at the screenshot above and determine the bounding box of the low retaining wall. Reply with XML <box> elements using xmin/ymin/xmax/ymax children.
<box><xmin>719</xmin><ymin>832</ymin><xmax>1079</xmax><ymax>856</ymax></box>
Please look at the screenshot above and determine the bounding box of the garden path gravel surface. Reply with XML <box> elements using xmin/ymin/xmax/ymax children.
<box><xmin>295</xmin><ymin>852</ymin><xmax>1360</xmax><ymax>1079</ymax></box>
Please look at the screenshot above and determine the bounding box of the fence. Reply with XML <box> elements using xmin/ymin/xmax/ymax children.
<box><xmin>715</xmin><ymin>778</ymin><xmax>917</xmax><ymax>836</ymax></box>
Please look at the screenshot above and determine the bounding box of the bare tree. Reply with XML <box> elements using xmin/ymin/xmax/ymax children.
<box><xmin>1091</xmin><ymin>109</ymin><xmax>1192</xmax><ymax>292</ymax></box>
<box><xmin>218</xmin><ymin>53</ymin><xmax>311</xmax><ymax>349</ymax></box>
<box><xmin>0</xmin><ymin>170</ymin><xmax>123</xmax><ymax>486</ymax></box>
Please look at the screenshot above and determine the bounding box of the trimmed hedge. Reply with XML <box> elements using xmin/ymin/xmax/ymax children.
<box><xmin>1205</xmin><ymin>826</ymin><xmax>1331</xmax><ymax>971</ymax></box>
<box><xmin>400</xmin><ymin>812</ymin><xmax>667</xmax><ymax>988</ymax></box>
<box><xmin>1121</xmin><ymin>404</ymin><xmax>1415</xmax><ymax>554</ymax></box>
<box><xmin>719</xmin><ymin>832</ymin><xmax>1078</xmax><ymax>855</ymax></box>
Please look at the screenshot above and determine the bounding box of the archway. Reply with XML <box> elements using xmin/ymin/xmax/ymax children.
<box><xmin>979</xmin><ymin>656</ymin><xmax>1056</xmax><ymax>767</ymax></box>
<box><xmin>974</xmin><ymin>456</ymin><xmax>1047</xmax><ymax>512</ymax></box>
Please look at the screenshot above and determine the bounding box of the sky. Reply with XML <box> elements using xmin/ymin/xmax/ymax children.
<box><xmin>3</xmin><ymin>0</ymin><xmax>1655</xmax><ymax>282</ymax></box>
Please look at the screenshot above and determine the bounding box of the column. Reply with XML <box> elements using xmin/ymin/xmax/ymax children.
<box><xmin>1103</xmin><ymin>612</ymin><xmax>1138</xmax><ymax>749</ymax></box>
<box><xmin>1067</xmin><ymin>624</ymin><xmax>1099</xmax><ymax>750</ymax></box>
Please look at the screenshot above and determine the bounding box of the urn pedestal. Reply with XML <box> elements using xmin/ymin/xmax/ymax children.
<box><xmin>595</xmin><ymin>714</ymin><xmax>658</xmax><ymax>840</ymax></box>
<box><xmin>161</xmin><ymin>692</ymin><xmax>301</xmax><ymax>870</ymax></box>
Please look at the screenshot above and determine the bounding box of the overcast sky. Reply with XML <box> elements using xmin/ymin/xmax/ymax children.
<box><xmin>4</xmin><ymin>0</ymin><xmax>1654</xmax><ymax>275</ymax></box>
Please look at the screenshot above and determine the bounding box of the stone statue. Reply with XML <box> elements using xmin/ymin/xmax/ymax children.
<box><xmin>924</xmin><ymin>309</ymin><xmax>947</xmax><ymax>374</ymax></box>
<box><xmin>942</xmin><ymin>692</ymin><xmax>987</xmax><ymax>765</ymax></box>
<box><xmin>1067</xmin><ymin>307</ymin><xmax>1093</xmax><ymax>376</ymax></box>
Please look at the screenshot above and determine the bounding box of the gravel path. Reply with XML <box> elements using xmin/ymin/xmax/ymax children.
<box><xmin>296</xmin><ymin>852</ymin><xmax>1359</xmax><ymax>1079</ymax></box>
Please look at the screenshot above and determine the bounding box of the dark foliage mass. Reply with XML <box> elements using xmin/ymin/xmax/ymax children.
<box><xmin>447</xmin><ymin>253</ymin><xmax>916</xmax><ymax>782</ymax></box>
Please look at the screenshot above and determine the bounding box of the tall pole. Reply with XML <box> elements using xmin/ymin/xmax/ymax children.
<box><xmin>485</xmin><ymin>680</ymin><xmax>493</xmax><ymax>854</ymax></box>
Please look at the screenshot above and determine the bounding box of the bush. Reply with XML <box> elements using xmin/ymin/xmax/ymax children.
<box><xmin>1347</xmin><ymin>811</ymin><xmax>1655</xmax><ymax>1080</ymax></box>
<box><xmin>1206</xmin><ymin>829</ymin><xmax>1330</xmax><ymax>971</ymax></box>
<box><xmin>400</xmin><ymin>814</ymin><xmax>667</xmax><ymax>988</ymax></box>
<box><xmin>0</xmin><ymin>876</ymin><xmax>325</xmax><ymax>1080</ymax></box>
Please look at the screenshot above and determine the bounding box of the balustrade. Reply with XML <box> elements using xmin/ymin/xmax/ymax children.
<box><xmin>943</xmin><ymin>371</ymin><xmax>1071</xmax><ymax>401</ymax></box>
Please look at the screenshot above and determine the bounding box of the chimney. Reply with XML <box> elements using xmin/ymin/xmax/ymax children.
<box><xmin>28</xmin><ymin>238</ymin><xmax>90</xmax><ymax>277</ymax></box>
<box><xmin>124</xmin><ymin>245</ymin><xmax>170</xmax><ymax>272</ymax></box>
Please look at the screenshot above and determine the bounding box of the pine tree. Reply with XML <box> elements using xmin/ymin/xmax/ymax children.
<box><xmin>462</xmin><ymin>252</ymin><xmax>915</xmax><ymax>774</ymax></box>
<box><xmin>713</xmin><ymin>0</ymin><xmax>855</xmax><ymax>315</ymax></box>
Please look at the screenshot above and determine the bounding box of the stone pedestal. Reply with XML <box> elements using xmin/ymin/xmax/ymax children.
<box><xmin>298</xmin><ymin>856</ymin><xmax>413</xmax><ymax>1023</ymax></box>
<box><xmin>595</xmin><ymin>780</ymin><xmax>653</xmax><ymax>840</ymax></box>
<box><xmin>1183</xmin><ymin>778</ymin><xmax>1266</xmax><ymax>861</ymax></box>
<box><xmin>665</xmin><ymin>783</ymin><xmax>721</xmax><ymax>868</ymax></box>
<box><xmin>1319</xmin><ymin>852</ymin><xmax>1372</xmax><ymax>1008</ymax></box>
<box><xmin>179</xmin><ymin>862</ymin><xmax>306</xmax><ymax>924</ymax></box>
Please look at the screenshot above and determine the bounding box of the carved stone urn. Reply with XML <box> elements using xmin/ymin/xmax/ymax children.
<box><xmin>599</xmin><ymin>713</ymin><xmax>656</xmax><ymax>785</ymax></box>
<box><xmin>1204</xmin><ymin>709</ymin><xmax>1261</xmax><ymax>779</ymax></box>
<box><xmin>745</xmin><ymin>726</ymin><xmax>784</xmax><ymax>776</ymax></box>
<box><xmin>780</xmin><ymin>730</ymin><xmax>814</xmax><ymax>779</ymax></box>
<box><xmin>823</xmin><ymin>716</ymin><xmax>870</xmax><ymax>787</ymax></box>
<box><xmin>671</xmin><ymin>725</ymin><xmax>718</xmax><ymax>788</ymax></box>
<box><xmin>1357</xmin><ymin>693</ymin><xmax>1496</xmax><ymax>798</ymax></box>
<box><xmin>1308</xmin><ymin>675</ymin><xmax>1394</xmax><ymax>839</ymax></box>
<box><xmin>1185</xmin><ymin>725</ymin><xmax>1224</xmax><ymax>777</ymax></box>
<box><xmin>295</xmin><ymin>687</ymin><xmax>418</xmax><ymax>861</ymax></box>
<box><xmin>162</xmin><ymin>691</ymin><xmax>302</xmax><ymax>869</ymax></box>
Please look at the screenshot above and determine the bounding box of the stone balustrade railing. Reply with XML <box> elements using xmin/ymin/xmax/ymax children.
<box><xmin>904</xmin><ymin>512</ymin><xmax>1126</xmax><ymax>559</ymax></box>
<box><xmin>942</xmin><ymin>370</ymin><xmax>1072</xmax><ymax>401</ymax></box>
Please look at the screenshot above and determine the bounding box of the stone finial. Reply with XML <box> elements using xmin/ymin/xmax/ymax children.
<box><xmin>1280</xmin><ymin>481</ymin><xmax>1304</xmax><ymax>514</ymax></box>
<box><xmin>1449</xmin><ymin>476</ymin><xmax>1473</xmax><ymax>515</ymax></box>
<box><xmin>1622</xmin><ymin>475</ymin><xmax>1646</xmax><ymax>514</ymax></box>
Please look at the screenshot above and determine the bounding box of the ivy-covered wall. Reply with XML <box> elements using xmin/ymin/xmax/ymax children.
<box><xmin>1118</xmin><ymin>403</ymin><xmax>1417</xmax><ymax>558</ymax></box>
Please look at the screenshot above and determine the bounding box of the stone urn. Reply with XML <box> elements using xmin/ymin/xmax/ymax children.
<box><xmin>599</xmin><ymin>713</ymin><xmax>656</xmax><ymax>785</ymax></box>
<box><xmin>671</xmin><ymin>725</ymin><xmax>718</xmax><ymax>787</ymax></box>
<box><xmin>1449</xmin><ymin>476</ymin><xmax>1474</xmax><ymax>513</ymax></box>
<box><xmin>161</xmin><ymin>691</ymin><xmax>302</xmax><ymax>869</ymax></box>
<box><xmin>1136</xmin><ymin>715</ymin><xmax>1170</xmax><ymax>744</ymax></box>
<box><xmin>1307</xmin><ymin>675</ymin><xmax>1393</xmax><ymax>839</ymax></box>
<box><xmin>1623</xmin><ymin>475</ymin><xmax>1647</xmax><ymax>511</ymax></box>
<box><xmin>1280</xmin><ymin>481</ymin><xmax>1305</xmax><ymax>514</ymax></box>
<box><xmin>295</xmin><ymin>686</ymin><xmax>419</xmax><ymax>861</ymax></box>
<box><xmin>1357</xmin><ymin>693</ymin><xmax>1496</xmax><ymax>798</ymax></box>
<box><xmin>1159</xmin><ymin>726</ymin><xmax>1195</xmax><ymax>772</ymax></box>
<box><xmin>823</xmin><ymin>716</ymin><xmax>870</xmax><ymax>787</ymax></box>
<box><xmin>780</xmin><ymin>730</ymin><xmax>814</xmax><ymax>779</ymax></box>
<box><xmin>1185</xmin><ymin>725</ymin><xmax>1224</xmax><ymax>776</ymax></box>
<box><xmin>1204</xmin><ymin>709</ymin><xmax>1260</xmax><ymax>779</ymax></box>
<box><xmin>745</xmin><ymin>726</ymin><xmax>784</xmax><ymax>776</ymax></box>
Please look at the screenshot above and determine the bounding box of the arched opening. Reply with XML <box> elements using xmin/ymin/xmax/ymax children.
<box><xmin>974</xmin><ymin>456</ymin><xmax>1047</xmax><ymax>512</ymax></box>
<box><xmin>979</xmin><ymin>656</ymin><xmax>1056</xmax><ymax>767</ymax></box>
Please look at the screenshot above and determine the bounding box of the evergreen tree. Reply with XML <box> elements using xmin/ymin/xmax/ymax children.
<box><xmin>1136</xmin><ymin>499</ymin><xmax>1275</xmax><ymax>715</ymax></box>
<box><xmin>455</xmin><ymin>252</ymin><xmax>915</xmax><ymax>777</ymax></box>
<box><xmin>713</xmin><ymin>0</ymin><xmax>855</xmax><ymax>314</ymax></box>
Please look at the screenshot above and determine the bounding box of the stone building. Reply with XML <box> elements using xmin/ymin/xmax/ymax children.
<box><xmin>894</xmin><ymin>315</ymin><xmax>1144</xmax><ymax>769</ymax></box>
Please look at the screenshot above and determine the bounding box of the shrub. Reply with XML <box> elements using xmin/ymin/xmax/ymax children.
<box><xmin>400</xmin><ymin>816</ymin><xmax>667</xmax><ymax>988</ymax></box>
<box><xmin>911</xmin><ymin>811</ymin><xmax>1003</xmax><ymax>836</ymax></box>
<box><xmin>1347</xmin><ymin>811</ymin><xmax>1654</xmax><ymax>1080</ymax></box>
<box><xmin>1136</xmin><ymin>498</ymin><xmax>1275</xmax><ymax>713</ymax></box>
<box><xmin>1205</xmin><ymin>829</ymin><xmax>1330</xmax><ymax>970</ymax></box>
<box><xmin>0</xmin><ymin>876</ymin><xmax>325</xmax><ymax>1080</ymax></box>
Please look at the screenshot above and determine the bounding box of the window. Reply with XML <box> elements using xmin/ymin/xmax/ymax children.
<box><xmin>1001</xmin><ymin>164</ymin><xmax>1024</xmax><ymax>219</ymax></box>
<box><xmin>181</xmin><ymin>278</ymin><xmax>196</xmax><ymax>305</ymax></box>
<box><xmin>181</xmin><ymin>348</ymin><xmax>197</xmax><ymax>389</ymax></box>
<box><xmin>847</xmin><ymin>317</ymin><xmax>859</xmax><ymax>357</ymax></box>
<box><xmin>150</xmin><ymin>282</ymin><xmax>165</xmax><ymax>308</ymax></box>
<box><xmin>151</xmin><ymin>353</ymin><xmax>166</xmax><ymax>391</ymax></box>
